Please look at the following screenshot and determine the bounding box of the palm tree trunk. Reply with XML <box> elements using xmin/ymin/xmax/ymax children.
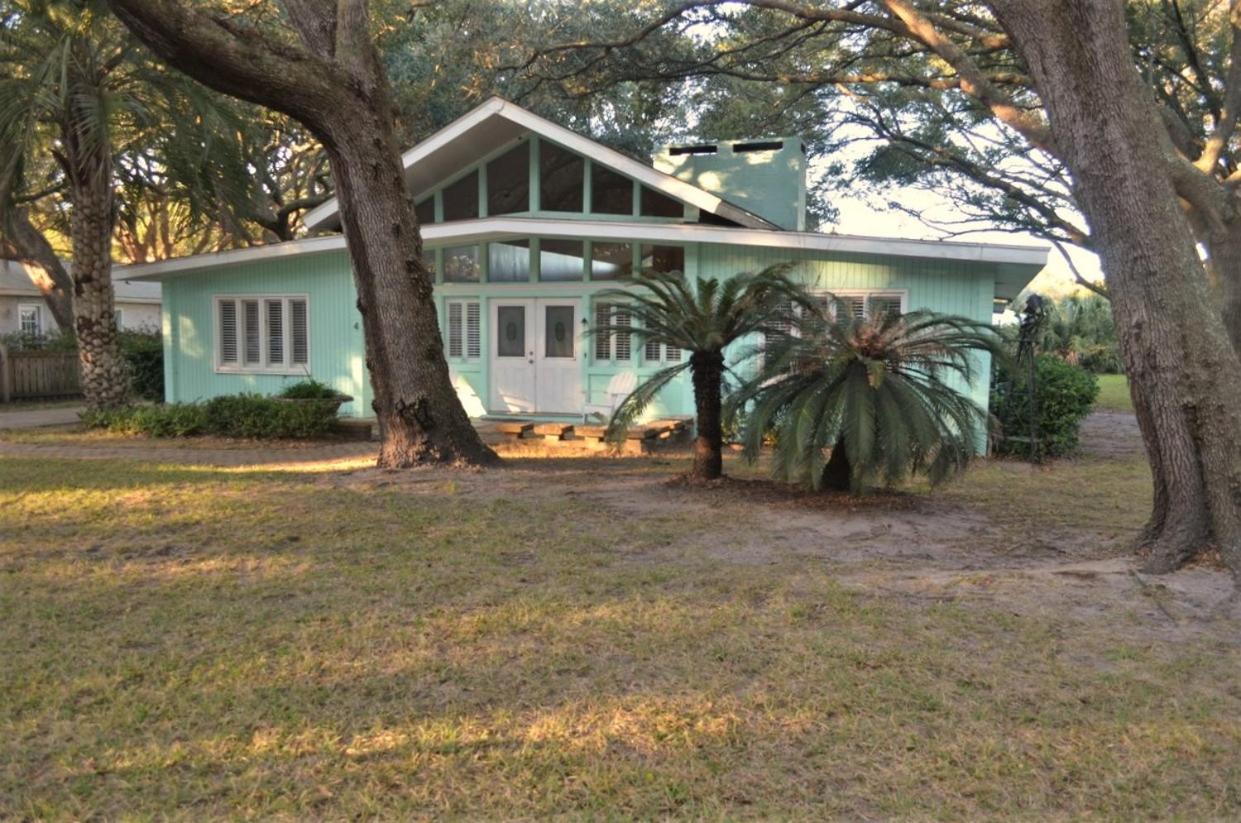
<box><xmin>689</xmin><ymin>350</ymin><xmax>725</xmax><ymax>480</ymax></box>
<box><xmin>64</xmin><ymin>105</ymin><xmax>128</xmax><ymax>411</ymax></box>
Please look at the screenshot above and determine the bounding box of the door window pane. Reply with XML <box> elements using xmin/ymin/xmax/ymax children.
<box><xmin>640</xmin><ymin>244</ymin><xmax>685</xmax><ymax>274</ymax></box>
<box><xmin>640</xmin><ymin>185</ymin><xmax>682</xmax><ymax>217</ymax></box>
<box><xmin>487</xmin><ymin>239</ymin><xmax>531</xmax><ymax>282</ymax></box>
<box><xmin>442</xmin><ymin>170</ymin><xmax>479</xmax><ymax>221</ymax></box>
<box><xmin>487</xmin><ymin>143</ymin><xmax>530</xmax><ymax>215</ymax></box>
<box><xmin>496</xmin><ymin>306</ymin><xmax>526</xmax><ymax>357</ymax></box>
<box><xmin>591</xmin><ymin>164</ymin><xmax>633</xmax><ymax>214</ymax></box>
<box><xmin>539</xmin><ymin>238</ymin><xmax>585</xmax><ymax>281</ymax></box>
<box><xmin>444</xmin><ymin>245</ymin><xmax>481</xmax><ymax>282</ymax></box>
<box><xmin>591</xmin><ymin>242</ymin><xmax>633</xmax><ymax>281</ymax></box>
<box><xmin>539</xmin><ymin>141</ymin><xmax>584</xmax><ymax>212</ymax></box>
<box><xmin>544</xmin><ymin>305</ymin><xmax>574</xmax><ymax>358</ymax></box>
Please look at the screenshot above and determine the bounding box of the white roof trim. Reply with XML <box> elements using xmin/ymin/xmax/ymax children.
<box><xmin>302</xmin><ymin>97</ymin><xmax>779</xmax><ymax>232</ymax></box>
<box><xmin>119</xmin><ymin>218</ymin><xmax>1047</xmax><ymax>281</ymax></box>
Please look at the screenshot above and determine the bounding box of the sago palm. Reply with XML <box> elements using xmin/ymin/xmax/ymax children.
<box><xmin>592</xmin><ymin>265</ymin><xmax>810</xmax><ymax>480</ymax></box>
<box><xmin>729</xmin><ymin>301</ymin><xmax>1002</xmax><ymax>493</ymax></box>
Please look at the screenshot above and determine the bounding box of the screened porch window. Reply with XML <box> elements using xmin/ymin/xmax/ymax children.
<box><xmin>539</xmin><ymin>141</ymin><xmax>584</xmax><ymax>212</ymax></box>
<box><xmin>590</xmin><ymin>164</ymin><xmax>633</xmax><ymax>215</ymax></box>
<box><xmin>441</xmin><ymin>170</ymin><xmax>479</xmax><ymax>222</ymax></box>
<box><xmin>215</xmin><ymin>295</ymin><xmax>309</xmax><ymax>373</ymax></box>
<box><xmin>487</xmin><ymin>143</ymin><xmax>530</xmax><ymax>216</ymax></box>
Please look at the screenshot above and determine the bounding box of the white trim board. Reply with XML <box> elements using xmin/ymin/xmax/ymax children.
<box><xmin>301</xmin><ymin>97</ymin><xmax>780</xmax><ymax>232</ymax></box>
<box><xmin>119</xmin><ymin>218</ymin><xmax>1048</xmax><ymax>282</ymax></box>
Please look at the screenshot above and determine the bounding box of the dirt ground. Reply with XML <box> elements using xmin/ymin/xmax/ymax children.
<box><xmin>320</xmin><ymin>412</ymin><xmax>1237</xmax><ymax>648</ymax></box>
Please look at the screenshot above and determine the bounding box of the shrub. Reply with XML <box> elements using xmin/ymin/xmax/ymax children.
<box><xmin>993</xmin><ymin>354</ymin><xmax>1099</xmax><ymax>459</ymax></box>
<box><xmin>118</xmin><ymin>330</ymin><xmax>164</xmax><ymax>400</ymax></box>
<box><xmin>82</xmin><ymin>394</ymin><xmax>340</xmax><ymax>439</ymax></box>
<box><xmin>277</xmin><ymin>378</ymin><xmax>340</xmax><ymax>399</ymax></box>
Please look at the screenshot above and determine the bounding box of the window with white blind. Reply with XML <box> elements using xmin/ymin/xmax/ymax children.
<box><xmin>765</xmin><ymin>290</ymin><xmax>906</xmax><ymax>356</ymax></box>
<box><xmin>643</xmin><ymin>337</ymin><xmax>681</xmax><ymax>364</ymax></box>
<box><xmin>215</xmin><ymin>295</ymin><xmax>309</xmax><ymax>373</ymax></box>
<box><xmin>594</xmin><ymin>301</ymin><xmax>631</xmax><ymax>362</ymax></box>
<box><xmin>444</xmin><ymin>299</ymin><xmax>481</xmax><ymax>360</ymax></box>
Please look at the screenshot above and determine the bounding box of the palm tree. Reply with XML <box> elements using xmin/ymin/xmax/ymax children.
<box><xmin>729</xmin><ymin>301</ymin><xmax>1002</xmax><ymax>493</ymax></box>
<box><xmin>0</xmin><ymin>0</ymin><xmax>243</xmax><ymax>408</ymax></box>
<box><xmin>592</xmin><ymin>266</ymin><xmax>809</xmax><ymax>481</ymax></box>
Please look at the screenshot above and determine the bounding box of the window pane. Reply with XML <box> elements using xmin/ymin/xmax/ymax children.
<box><xmin>218</xmin><ymin>300</ymin><xmax>237</xmax><ymax>363</ymax></box>
<box><xmin>539</xmin><ymin>141</ymin><xmax>583</xmax><ymax>212</ymax></box>
<box><xmin>290</xmin><ymin>299</ymin><xmax>309</xmax><ymax>364</ymax></box>
<box><xmin>487</xmin><ymin>239</ymin><xmax>531</xmax><ymax>282</ymax></box>
<box><xmin>487</xmin><ymin>143</ymin><xmax>529</xmax><ymax>216</ymax></box>
<box><xmin>594</xmin><ymin>302</ymin><xmax>630</xmax><ymax>361</ymax></box>
<box><xmin>441</xmin><ymin>170</ymin><xmax>479</xmax><ymax>222</ymax></box>
<box><xmin>266</xmin><ymin>299</ymin><xmax>284</xmax><ymax>365</ymax></box>
<box><xmin>640</xmin><ymin>185</ymin><xmax>682</xmax><ymax>217</ymax></box>
<box><xmin>591</xmin><ymin>164</ymin><xmax>633</xmax><ymax>215</ymax></box>
<box><xmin>443</xmin><ymin>245</ymin><xmax>481</xmax><ymax>282</ymax></box>
<box><xmin>19</xmin><ymin>306</ymin><xmax>40</xmax><ymax>335</ymax></box>
<box><xmin>242</xmin><ymin>299</ymin><xmax>260</xmax><ymax>364</ymax></box>
<box><xmin>539</xmin><ymin>238</ymin><xmax>585</xmax><ymax>281</ymax></box>
<box><xmin>496</xmin><ymin>305</ymin><xmax>526</xmax><ymax>357</ymax></box>
<box><xmin>591</xmin><ymin>242</ymin><xmax>633</xmax><ymax>281</ymax></box>
<box><xmin>640</xmin><ymin>244</ymin><xmax>684</xmax><ymax>274</ymax></box>
<box><xmin>415</xmin><ymin>197</ymin><xmax>435</xmax><ymax>225</ymax></box>
<box><xmin>544</xmin><ymin>305</ymin><xmax>574</xmax><ymax>358</ymax></box>
<box><xmin>868</xmin><ymin>295</ymin><xmax>903</xmax><ymax>318</ymax></box>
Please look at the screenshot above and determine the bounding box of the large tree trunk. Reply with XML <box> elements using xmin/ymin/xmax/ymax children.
<box><xmin>993</xmin><ymin>0</ymin><xmax>1241</xmax><ymax>577</ymax></box>
<box><xmin>107</xmin><ymin>0</ymin><xmax>496</xmax><ymax>468</ymax></box>
<box><xmin>63</xmin><ymin>95</ymin><xmax>128</xmax><ymax>410</ymax></box>
<box><xmin>689</xmin><ymin>350</ymin><xmax>725</xmax><ymax>480</ymax></box>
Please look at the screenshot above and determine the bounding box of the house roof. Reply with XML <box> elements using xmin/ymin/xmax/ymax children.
<box><xmin>0</xmin><ymin>260</ymin><xmax>161</xmax><ymax>303</ymax></box>
<box><xmin>302</xmin><ymin>97</ymin><xmax>781</xmax><ymax>232</ymax></box>
<box><xmin>118</xmin><ymin>217</ymin><xmax>1047</xmax><ymax>300</ymax></box>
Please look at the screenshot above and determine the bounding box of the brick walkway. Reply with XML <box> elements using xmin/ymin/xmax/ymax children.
<box><xmin>0</xmin><ymin>437</ymin><xmax>378</xmax><ymax>469</ymax></box>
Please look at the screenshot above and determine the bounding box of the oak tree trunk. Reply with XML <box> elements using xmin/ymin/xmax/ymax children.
<box><xmin>689</xmin><ymin>350</ymin><xmax>725</xmax><ymax>480</ymax></box>
<box><xmin>993</xmin><ymin>0</ymin><xmax>1241</xmax><ymax>577</ymax></box>
<box><xmin>107</xmin><ymin>0</ymin><xmax>496</xmax><ymax>468</ymax></box>
<box><xmin>2</xmin><ymin>207</ymin><xmax>75</xmax><ymax>330</ymax></box>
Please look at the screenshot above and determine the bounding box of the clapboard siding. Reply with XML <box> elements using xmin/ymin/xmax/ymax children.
<box><xmin>161</xmin><ymin>249</ymin><xmax>368</xmax><ymax>416</ymax></box>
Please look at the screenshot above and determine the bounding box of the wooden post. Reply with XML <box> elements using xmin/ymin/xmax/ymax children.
<box><xmin>0</xmin><ymin>342</ymin><xmax>10</xmax><ymax>404</ymax></box>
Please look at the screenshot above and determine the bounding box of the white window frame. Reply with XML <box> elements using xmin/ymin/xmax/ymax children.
<box><xmin>444</xmin><ymin>298</ymin><xmax>482</xmax><ymax>361</ymax></box>
<box><xmin>213</xmin><ymin>294</ymin><xmax>310</xmax><ymax>375</ymax></box>
<box><xmin>18</xmin><ymin>303</ymin><xmax>42</xmax><ymax>336</ymax></box>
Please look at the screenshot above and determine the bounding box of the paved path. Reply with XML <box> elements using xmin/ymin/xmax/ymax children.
<box><xmin>0</xmin><ymin>405</ymin><xmax>86</xmax><ymax>430</ymax></box>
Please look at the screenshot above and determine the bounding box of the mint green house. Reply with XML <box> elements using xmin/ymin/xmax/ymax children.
<box><xmin>120</xmin><ymin>98</ymin><xmax>1047</xmax><ymax>424</ymax></box>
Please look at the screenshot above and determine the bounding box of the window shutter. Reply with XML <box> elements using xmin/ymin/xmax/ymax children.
<box><xmin>266</xmin><ymin>299</ymin><xmax>284</xmax><ymax>364</ymax></box>
<box><xmin>594</xmin><ymin>302</ymin><xmax>611</xmax><ymax>360</ymax></box>
<box><xmin>290</xmin><ymin>299</ymin><xmax>309</xmax><ymax>364</ymax></box>
<box><xmin>644</xmin><ymin>337</ymin><xmax>661</xmax><ymax>362</ymax></box>
<box><xmin>466</xmin><ymin>302</ymin><xmax>481</xmax><ymax>359</ymax></box>
<box><xmin>447</xmin><ymin>302</ymin><xmax>464</xmax><ymax>358</ymax></box>
<box><xmin>218</xmin><ymin>300</ymin><xmax>238</xmax><ymax>363</ymax></box>
<box><xmin>614</xmin><ymin>308</ymin><xmax>632</xmax><ymax>361</ymax></box>
<box><xmin>242</xmin><ymin>300</ymin><xmax>261</xmax><ymax>364</ymax></box>
<box><xmin>665</xmin><ymin>345</ymin><xmax>681</xmax><ymax>362</ymax></box>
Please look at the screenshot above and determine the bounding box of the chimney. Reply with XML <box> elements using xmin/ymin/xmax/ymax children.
<box><xmin>653</xmin><ymin>137</ymin><xmax>807</xmax><ymax>231</ymax></box>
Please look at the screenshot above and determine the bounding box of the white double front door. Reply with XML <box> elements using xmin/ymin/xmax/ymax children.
<box><xmin>489</xmin><ymin>299</ymin><xmax>582</xmax><ymax>414</ymax></box>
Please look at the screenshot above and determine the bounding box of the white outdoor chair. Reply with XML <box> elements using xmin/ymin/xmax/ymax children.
<box><xmin>583</xmin><ymin>371</ymin><xmax>639</xmax><ymax>424</ymax></box>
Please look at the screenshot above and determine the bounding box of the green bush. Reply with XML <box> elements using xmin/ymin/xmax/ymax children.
<box><xmin>993</xmin><ymin>355</ymin><xmax>1099</xmax><ymax>459</ymax></box>
<box><xmin>82</xmin><ymin>393</ymin><xmax>340</xmax><ymax>439</ymax></box>
<box><xmin>277</xmin><ymin>378</ymin><xmax>341</xmax><ymax>399</ymax></box>
<box><xmin>118</xmin><ymin>330</ymin><xmax>164</xmax><ymax>400</ymax></box>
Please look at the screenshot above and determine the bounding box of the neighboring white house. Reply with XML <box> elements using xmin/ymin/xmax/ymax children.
<box><xmin>0</xmin><ymin>260</ymin><xmax>162</xmax><ymax>336</ymax></box>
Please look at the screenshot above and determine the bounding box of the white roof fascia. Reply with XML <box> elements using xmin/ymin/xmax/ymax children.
<box><xmin>301</xmin><ymin>97</ymin><xmax>780</xmax><ymax>232</ymax></box>
<box><xmin>118</xmin><ymin>218</ymin><xmax>1047</xmax><ymax>281</ymax></box>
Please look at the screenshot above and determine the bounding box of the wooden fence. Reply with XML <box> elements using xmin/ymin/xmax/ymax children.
<box><xmin>0</xmin><ymin>344</ymin><xmax>81</xmax><ymax>402</ymax></box>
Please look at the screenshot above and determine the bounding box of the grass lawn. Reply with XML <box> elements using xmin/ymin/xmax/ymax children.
<box><xmin>1</xmin><ymin>442</ymin><xmax>1238</xmax><ymax>818</ymax></box>
<box><xmin>1095</xmin><ymin>373</ymin><xmax>1134</xmax><ymax>413</ymax></box>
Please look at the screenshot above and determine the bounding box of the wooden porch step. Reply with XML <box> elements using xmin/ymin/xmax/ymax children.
<box><xmin>494</xmin><ymin>420</ymin><xmax>535</xmax><ymax>437</ymax></box>
<box><xmin>533</xmin><ymin>422</ymin><xmax>575</xmax><ymax>440</ymax></box>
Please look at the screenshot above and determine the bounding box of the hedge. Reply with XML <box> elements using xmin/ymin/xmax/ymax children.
<box><xmin>82</xmin><ymin>393</ymin><xmax>342</xmax><ymax>439</ymax></box>
<box><xmin>992</xmin><ymin>355</ymin><xmax>1099</xmax><ymax>459</ymax></box>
